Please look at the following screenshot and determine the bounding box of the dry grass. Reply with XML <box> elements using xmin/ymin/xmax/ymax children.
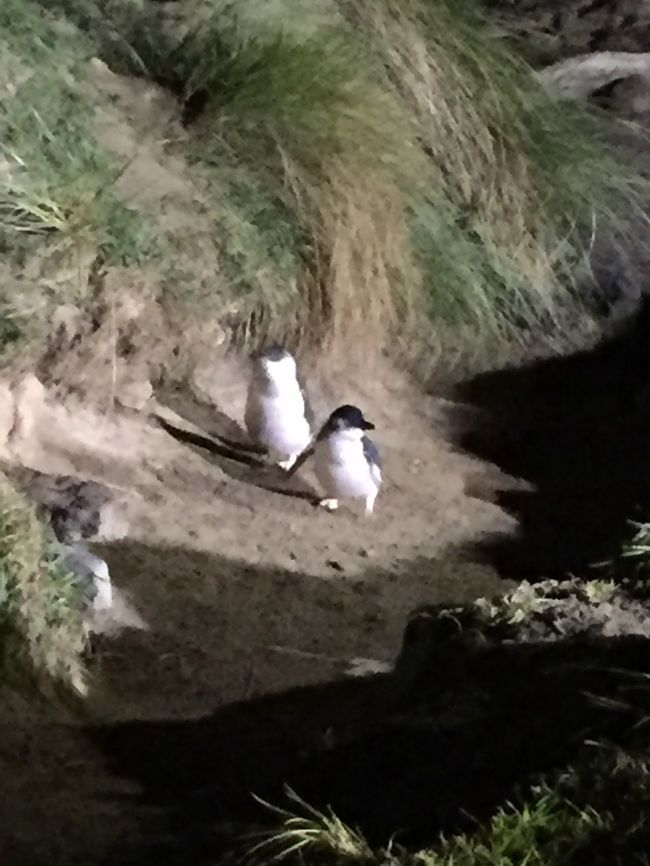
<box><xmin>363</xmin><ymin>0</ymin><xmax>640</xmax><ymax>325</ymax></box>
<box><xmin>185</xmin><ymin>0</ymin><xmax>644</xmax><ymax>359</ymax></box>
<box><xmin>189</xmin><ymin>26</ymin><xmax>424</xmax><ymax>354</ymax></box>
<box><xmin>1</xmin><ymin>0</ymin><xmax>646</xmax><ymax>367</ymax></box>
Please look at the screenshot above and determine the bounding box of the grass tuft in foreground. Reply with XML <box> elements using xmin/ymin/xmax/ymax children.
<box><xmin>251</xmin><ymin>787</ymin><xmax>374</xmax><ymax>862</ymax></box>
<box><xmin>250</xmin><ymin>785</ymin><xmax>606</xmax><ymax>865</ymax></box>
<box><xmin>0</xmin><ymin>473</ymin><xmax>88</xmax><ymax>694</ymax></box>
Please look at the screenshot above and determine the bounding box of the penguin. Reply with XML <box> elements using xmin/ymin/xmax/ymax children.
<box><xmin>58</xmin><ymin>541</ymin><xmax>113</xmax><ymax>612</ymax></box>
<box><xmin>50</xmin><ymin>506</ymin><xmax>112</xmax><ymax>612</ymax></box>
<box><xmin>312</xmin><ymin>404</ymin><xmax>382</xmax><ymax>516</ymax></box>
<box><xmin>244</xmin><ymin>343</ymin><xmax>313</xmax><ymax>471</ymax></box>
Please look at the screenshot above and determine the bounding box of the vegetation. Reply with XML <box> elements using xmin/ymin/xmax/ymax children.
<box><xmin>2</xmin><ymin>5</ymin><xmax>650</xmax><ymax>860</ymax></box>
<box><xmin>244</xmin><ymin>561</ymin><xmax>650</xmax><ymax>866</ymax></box>
<box><xmin>0</xmin><ymin>0</ymin><xmax>164</xmax><ymax>355</ymax></box>
<box><xmin>0</xmin><ymin>472</ymin><xmax>87</xmax><ymax>694</ymax></box>
<box><xmin>251</xmin><ymin>786</ymin><xmax>607</xmax><ymax>865</ymax></box>
<box><xmin>0</xmin><ymin>0</ymin><xmax>644</xmax><ymax>363</ymax></box>
<box><xmin>0</xmin><ymin>0</ymin><xmax>159</xmax><ymax>264</ymax></box>
<box><xmin>620</xmin><ymin>520</ymin><xmax>650</xmax><ymax>573</ymax></box>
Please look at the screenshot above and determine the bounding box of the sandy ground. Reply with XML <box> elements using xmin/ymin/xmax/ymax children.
<box><xmin>0</xmin><ymin>59</ymin><xmax>528</xmax><ymax>864</ymax></box>
<box><xmin>0</xmin><ymin>354</ymin><xmax>520</xmax><ymax>864</ymax></box>
<box><xmin>4</xmin><ymin>309</ymin><xmax>650</xmax><ymax>864</ymax></box>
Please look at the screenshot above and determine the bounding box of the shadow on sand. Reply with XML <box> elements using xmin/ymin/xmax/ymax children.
<box><xmin>454</xmin><ymin>300</ymin><xmax>650</xmax><ymax>582</ymax></box>
<box><xmin>153</xmin><ymin>414</ymin><xmax>321</xmax><ymax>505</ymax></box>
<box><xmin>92</xmin><ymin>627</ymin><xmax>650</xmax><ymax>865</ymax></box>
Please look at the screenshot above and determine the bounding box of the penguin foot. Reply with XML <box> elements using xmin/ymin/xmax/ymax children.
<box><xmin>277</xmin><ymin>455</ymin><xmax>298</xmax><ymax>472</ymax></box>
<box><xmin>319</xmin><ymin>498</ymin><xmax>339</xmax><ymax>512</ymax></box>
<box><xmin>364</xmin><ymin>492</ymin><xmax>378</xmax><ymax>516</ymax></box>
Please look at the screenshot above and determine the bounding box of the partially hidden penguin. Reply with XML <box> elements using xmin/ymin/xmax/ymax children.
<box><xmin>50</xmin><ymin>505</ymin><xmax>113</xmax><ymax>612</ymax></box>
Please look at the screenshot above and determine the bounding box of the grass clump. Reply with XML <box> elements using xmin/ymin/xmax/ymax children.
<box><xmin>593</xmin><ymin>519</ymin><xmax>650</xmax><ymax>589</ymax></box>
<box><xmin>179</xmin><ymin>0</ymin><xmax>642</xmax><ymax>353</ymax></box>
<box><xmin>188</xmin><ymin>21</ymin><xmax>422</xmax><ymax>348</ymax></box>
<box><xmin>0</xmin><ymin>472</ymin><xmax>88</xmax><ymax>694</ymax></box>
<box><xmin>33</xmin><ymin>0</ymin><xmax>643</xmax><ymax>360</ymax></box>
<box><xmin>252</xmin><ymin>787</ymin><xmax>373</xmax><ymax>861</ymax></box>
<box><xmin>0</xmin><ymin>0</ymin><xmax>639</xmax><ymax>368</ymax></box>
<box><xmin>251</xmin><ymin>786</ymin><xmax>606</xmax><ymax>865</ymax></box>
<box><xmin>418</xmin><ymin>576</ymin><xmax>650</xmax><ymax>646</ymax></box>
<box><xmin>620</xmin><ymin>520</ymin><xmax>650</xmax><ymax>573</ymax></box>
<box><xmin>420</xmin><ymin>790</ymin><xmax>606</xmax><ymax>866</ymax></box>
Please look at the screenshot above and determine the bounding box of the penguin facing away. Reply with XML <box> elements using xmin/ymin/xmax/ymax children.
<box><xmin>244</xmin><ymin>343</ymin><xmax>313</xmax><ymax>471</ymax></box>
<box><xmin>313</xmin><ymin>404</ymin><xmax>382</xmax><ymax>516</ymax></box>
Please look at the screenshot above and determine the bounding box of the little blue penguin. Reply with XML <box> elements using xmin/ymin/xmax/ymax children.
<box><xmin>245</xmin><ymin>343</ymin><xmax>313</xmax><ymax>471</ymax></box>
<box><xmin>313</xmin><ymin>404</ymin><xmax>382</xmax><ymax>516</ymax></box>
<box><xmin>59</xmin><ymin>542</ymin><xmax>113</xmax><ymax>612</ymax></box>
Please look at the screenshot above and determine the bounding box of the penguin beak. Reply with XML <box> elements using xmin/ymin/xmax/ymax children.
<box><xmin>362</xmin><ymin>419</ymin><xmax>375</xmax><ymax>430</ymax></box>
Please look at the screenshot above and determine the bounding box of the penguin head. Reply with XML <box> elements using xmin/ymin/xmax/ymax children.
<box><xmin>255</xmin><ymin>343</ymin><xmax>298</xmax><ymax>382</ymax></box>
<box><xmin>321</xmin><ymin>404</ymin><xmax>375</xmax><ymax>439</ymax></box>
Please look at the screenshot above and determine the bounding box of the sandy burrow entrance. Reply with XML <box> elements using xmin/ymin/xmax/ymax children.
<box><xmin>0</xmin><ymin>356</ymin><xmax>523</xmax><ymax>724</ymax></box>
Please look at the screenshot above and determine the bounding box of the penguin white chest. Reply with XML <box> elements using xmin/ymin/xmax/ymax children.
<box><xmin>315</xmin><ymin>431</ymin><xmax>381</xmax><ymax>499</ymax></box>
<box><xmin>246</xmin><ymin>375</ymin><xmax>312</xmax><ymax>459</ymax></box>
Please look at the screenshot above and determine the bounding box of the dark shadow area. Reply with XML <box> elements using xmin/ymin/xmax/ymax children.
<box><xmin>153</xmin><ymin>413</ymin><xmax>320</xmax><ymax>505</ymax></box>
<box><xmin>453</xmin><ymin>299</ymin><xmax>650</xmax><ymax>581</ymax></box>
<box><xmin>91</xmin><ymin>624</ymin><xmax>650</xmax><ymax>866</ymax></box>
<box><xmin>154</xmin><ymin>387</ymin><xmax>264</xmax><ymax>455</ymax></box>
<box><xmin>154</xmin><ymin>415</ymin><xmax>265</xmax><ymax>467</ymax></box>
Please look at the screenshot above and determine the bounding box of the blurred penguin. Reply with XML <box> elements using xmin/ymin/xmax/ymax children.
<box><xmin>50</xmin><ymin>506</ymin><xmax>112</xmax><ymax>612</ymax></box>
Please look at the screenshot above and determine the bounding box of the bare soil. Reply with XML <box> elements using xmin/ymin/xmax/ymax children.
<box><xmin>0</xmin><ymin>352</ymin><xmax>520</xmax><ymax>865</ymax></box>
<box><xmin>4</xmin><ymin>303</ymin><xmax>650</xmax><ymax>864</ymax></box>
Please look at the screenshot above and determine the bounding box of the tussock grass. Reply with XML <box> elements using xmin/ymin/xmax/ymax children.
<box><xmin>251</xmin><ymin>786</ymin><xmax>605</xmax><ymax>865</ymax></box>
<box><xmin>421</xmin><ymin>791</ymin><xmax>605</xmax><ymax>866</ymax></box>
<box><xmin>621</xmin><ymin>521</ymin><xmax>650</xmax><ymax>565</ymax></box>
<box><xmin>188</xmin><ymin>24</ymin><xmax>423</xmax><ymax>351</ymax></box>
<box><xmin>0</xmin><ymin>472</ymin><xmax>88</xmax><ymax>694</ymax></box>
<box><xmin>0</xmin><ymin>0</ymin><xmax>639</xmax><ymax>371</ymax></box>
<box><xmin>185</xmin><ymin>0</ymin><xmax>645</xmax><ymax>355</ymax></box>
<box><xmin>371</xmin><ymin>0</ymin><xmax>636</xmax><ymax>322</ymax></box>
<box><xmin>34</xmin><ymin>0</ymin><xmax>645</xmax><ymax>362</ymax></box>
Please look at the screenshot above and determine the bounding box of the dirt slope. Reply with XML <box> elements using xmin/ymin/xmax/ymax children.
<box><xmin>0</xmin><ymin>354</ymin><xmax>517</xmax><ymax>864</ymax></box>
